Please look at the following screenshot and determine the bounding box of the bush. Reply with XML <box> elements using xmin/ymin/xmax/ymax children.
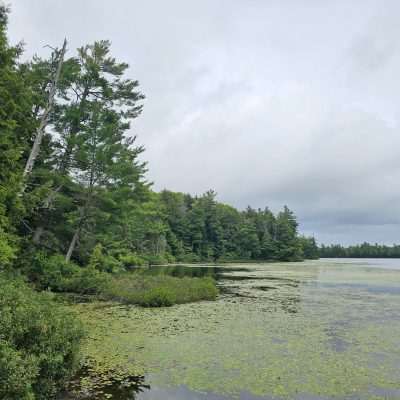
<box><xmin>118</xmin><ymin>252</ymin><xmax>147</xmax><ymax>268</ymax></box>
<box><xmin>27</xmin><ymin>252</ymin><xmax>108</xmax><ymax>294</ymax></box>
<box><xmin>180</xmin><ymin>252</ymin><xmax>201</xmax><ymax>263</ymax></box>
<box><xmin>0</xmin><ymin>228</ymin><xmax>16</xmax><ymax>267</ymax></box>
<box><xmin>164</xmin><ymin>253</ymin><xmax>176</xmax><ymax>264</ymax></box>
<box><xmin>26</xmin><ymin>252</ymin><xmax>109</xmax><ymax>295</ymax></box>
<box><xmin>88</xmin><ymin>244</ymin><xmax>123</xmax><ymax>273</ymax></box>
<box><xmin>144</xmin><ymin>254</ymin><xmax>168</xmax><ymax>265</ymax></box>
<box><xmin>28</xmin><ymin>253</ymin><xmax>80</xmax><ymax>291</ymax></box>
<box><xmin>140</xmin><ymin>286</ymin><xmax>176</xmax><ymax>307</ymax></box>
<box><xmin>64</xmin><ymin>266</ymin><xmax>110</xmax><ymax>295</ymax></box>
<box><xmin>0</xmin><ymin>274</ymin><xmax>84</xmax><ymax>400</ymax></box>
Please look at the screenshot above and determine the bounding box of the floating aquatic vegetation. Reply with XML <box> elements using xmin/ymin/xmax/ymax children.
<box><xmin>68</xmin><ymin>261</ymin><xmax>400</xmax><ymax>399</ymax></box>
<box><xmin>65</xmin><ymin>360</ymin><xmax>149</xmax><ymax>399</ymax></box>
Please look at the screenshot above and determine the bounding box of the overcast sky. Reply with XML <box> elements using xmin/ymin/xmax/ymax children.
<box><xmin>7</xmin><ymin>0</ymin><xmax>400</xmax><ymax>245</ymax></box>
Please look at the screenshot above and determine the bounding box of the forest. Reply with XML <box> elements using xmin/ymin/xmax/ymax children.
<box><xmin>319</xmin><ymin>242</ymin><xmax>400</xmax><ymax>258</ymax></box>
<box><xmin>0</xmin><ymin>5</ymin><xmax>317</xmax><ymax>271</ymax></box>
<box><xmin>0</xmin><ymin>6</ymin><xmax>319</xmax><ymax>399</ymax></box>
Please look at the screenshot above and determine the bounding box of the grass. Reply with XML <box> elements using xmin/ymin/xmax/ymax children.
<box><xmin>102</xmin><ymin>274</ymin><xmax>219</xmax><ymax>307</ymax></box>
<box><xmin>27</xmin><ymin>253</ymin><xmax>219</xmax><ymax>307</ymax></box>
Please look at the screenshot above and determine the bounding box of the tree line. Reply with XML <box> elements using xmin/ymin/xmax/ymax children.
<box><xmin>319</xmin><ymin>243</ymin><xmax>400</xmax><ymax>258</ymax></box>
<box><xmin>158</xmin><ymin>191</ymin><xmax>319</xmax><ymax>262</ymax></box>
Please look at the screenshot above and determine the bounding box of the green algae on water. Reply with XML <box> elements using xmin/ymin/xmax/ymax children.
<box><xmin>70</xmin><ymin>261</ymin><xmax>400</xmax><ymax>399</ymax></box>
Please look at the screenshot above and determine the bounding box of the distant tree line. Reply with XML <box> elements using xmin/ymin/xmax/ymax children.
<box><xmin>319</xmin><ymin>243</ymin><xmax>400</xmax><ymax>258</ymax></box>
<box><xmin>159</xmin><ymin>190</ymin><xmax>319</xmax><ymax>262</ymax></box>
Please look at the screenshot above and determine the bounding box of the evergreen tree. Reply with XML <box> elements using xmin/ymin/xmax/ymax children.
<box><xmin>23</xmin><ymin>40</ymin><xmax>146</xmax><ymax>261</ymax></box>
<box><xmin>0</xmin><ymin>6</ymin><xmax>36</xmax><ymax>265</ymax></box>
<box><xmin>59</xmin><ymin>41</ymin><xmax>145</xmax><ymax>261</ymax></box>
<box><xmin>275</xmin><ymin>206</ymin><xmax>302</xmax><ymax>261</ymax></box>
<box><xmin>299</xmin><ymin>236</ymin><xmax>319</xmax><ymax>259</ymax></box>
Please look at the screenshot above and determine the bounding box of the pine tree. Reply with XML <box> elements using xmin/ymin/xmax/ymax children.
<box><xmin>0</xmin><ymin>6</ymin><xmax>36</xmax><ymax>265</ymax></box>
<box><xmin>55</xmin><ymin>41</ymin><xmax>146</xmax><ymax>261</ymax></box>
<box><xmin>275</xmin><ymin>206</ymin><xmax>302</xmax><ymax>261</ymax></box>
<box><xmin>65</xmin><ymin>103</ymin><xmax>147</xmax><ymax>261</ymax></box>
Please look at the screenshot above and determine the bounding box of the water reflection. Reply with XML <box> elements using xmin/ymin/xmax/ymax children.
<box><xmin>137</xmin><ymin>384</ymin><xmax>273</xmax><ymax>400</ymax></box>
<box><xmin>142</xmin><ymin>265</ymin><xmax>252</xmax><ymax>279</ymax></box>
<box><xmin>65</xmin><ymin>366</ymin><xmax>150</xmax><ymax>399</ymax></box>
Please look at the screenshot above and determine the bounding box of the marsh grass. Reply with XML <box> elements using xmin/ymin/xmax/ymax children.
<box><xmin>102</xmin><ymin>274</ymin><xmax>219</xmax><ymax>307</ymax></box>
<box><xmin>27</xmin><ymin>254</ymin><xmax>219</xmax><ymax>307</ymax></box>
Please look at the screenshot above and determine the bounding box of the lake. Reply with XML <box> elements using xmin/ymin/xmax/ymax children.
<box><xmin>70</xmin><ymin>259</ymin><xmax>400</xmax><ymax>399</ymax></box>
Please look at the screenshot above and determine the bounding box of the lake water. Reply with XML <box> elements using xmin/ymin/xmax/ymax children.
<box><xmin>70</xmin><ymin>259</ymin><xmax>400</xmax><ymax>399</ymax></box>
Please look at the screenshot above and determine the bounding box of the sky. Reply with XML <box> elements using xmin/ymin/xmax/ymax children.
<box><xmin>6</xmin><ymin>0</ymin><xmax>400</xmax><ymax>245</ymax></box>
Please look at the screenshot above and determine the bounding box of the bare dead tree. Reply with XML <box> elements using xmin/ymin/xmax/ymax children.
<box><xmin>19</xmin><ymin>38</ymin><xmax>67</xmax><ymax>195</ymax></box>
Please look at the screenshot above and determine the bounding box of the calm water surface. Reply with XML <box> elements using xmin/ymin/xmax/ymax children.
<box><xmin>70</xmin><ymin>259</ymin><xmax>400</xmax><ymax>400</ymax></box>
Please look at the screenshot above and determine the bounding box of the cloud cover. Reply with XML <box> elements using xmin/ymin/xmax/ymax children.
<box><xmin>7</xmin><ymin>0</ymin><xmax>400</xmax><ymax>244</ymax></box>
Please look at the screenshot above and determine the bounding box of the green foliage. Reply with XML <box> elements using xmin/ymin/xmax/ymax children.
<box><xmin>158</xmin><ymin>191</ymin><xmax>309</xmax><ymax>262</ymax></box>
<box><xmin>28</xmin><ymin>252</ymin><xmax>80</xmax><ymax>290</ymax></box>
<box><xmin>65</xmin><ymin>266</ymin><xmax>109</xmax><ymax>295</ymax></box>
<box><xmin>140</xmin><ymin>287</ymin><xmax>176</xmax><ymax>307</ymax></box>
<box><xmin>0</xmin><ymin>274</ymin><xmax>83</xmax><ymax>400</ymax></box>
<box><xmin>88</xmin><ymin>244</ymin><xmax>122</xmax><ymax>273</ymax></box>
<box><xmin>0</xmin><ymin>6</ymin><xmax>36</xmax><ymax>261</ymax></box>
<box><xmin>118</xmin><ymin>252</ymin><xmax>147</xmax><ymax>268</ymax></box>
<box><xmin>299</xmin><ymin>236</ymin><xmax>319</xmax><ymax>259</ymax></box>
<box><xmin>144</xmin><ymin>254</ymin><xmax>169</xmax><ymax>265</ymax></box>
<box><xmin>274</xmin><ymin>206</ymin><xmax>303</xmax><ymax>261</ymax></box>
<box><xmin>319</xmin><ymin>242</ymin><xmax>400</xmax><ymax>258</ymax></box>
<box><xmin>27</xmin><ymin>252</ymin><xmax>108</xmax><ymax>294</ymax></box>
<box><xmin>103</xmin><ymin>274</ymin><xmax>218</xmax><ymax>307</ymax></box>
<box><xmin>0</xmin><ymin>227</ymin><xmax>16</xmax><ymax>267</ymax></box>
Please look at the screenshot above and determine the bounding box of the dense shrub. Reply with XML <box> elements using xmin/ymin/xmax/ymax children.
<box><xmin>118</xmin><ymin>252</ymin><xmax>147</xmax><ymax>268</ymax></box>
<box><xmin>179</xmin><ymin>252</ymin><xmax>201</xmax><ymax>263</ymax></box>
<box><xmin>144</xmin><ymin>254</ymin><xmax>169</xmax><ymax>265</ymax></box>
<box><xmin>28</xmin><ymin>252</ymin><xmax>80</xmax><ymax>290</ymax></box>
<box><xmin>118</xmin><ymin>252</ymin><xmax>176</xmax><ymax>268</ymax></box>
<box><xmin>0</xmin><ymin>228</ymin><xmax>16</xmax><ymax>266</ymax></box>
<box><xmin>0</xmin><ymin>274</ymin><xmax>83</xmax><ymax>399</ymax></box>
<box><xmin>66</xmin><ymin>266</ymin><xmax>110</xmax><ymax>294</ymax></box>
<box><xmin>164</xmin><ymin>253</ymin><xmax>176</xmax><ymax>264</ymax></box>
<box><xmin>26</xmin><ymin>252</ymin><xmax>109</xmax><ymax>294</ymax></box>
<box><xmin>88</xmin><ymin>244</ymin><xmax>123</xmax><ymax>273</ymax></box>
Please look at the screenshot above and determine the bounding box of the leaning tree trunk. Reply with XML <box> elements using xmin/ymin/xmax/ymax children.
<box><xmin>65</xmin><ymin>229</ymin><xmax>79</xmax><ymax>262</ymax></box>
<box><xmin>20</xmin><ymin>38</ymin><xmax>67</xmax><ymax>196</ymax></box>
<box><xmin>65</xmin><ymin>205</ymin><xmax>85</xmax><ymax>262</ymax></box>
<box><xmin>65</xmin><ymin>199</ymin><xmax>89</xmax><ymax>262</ymax></box>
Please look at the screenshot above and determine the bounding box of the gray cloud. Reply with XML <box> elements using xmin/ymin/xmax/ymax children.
<box><xmin>7</xmin><ymin>0</ymin><xmax>400</xmax><ymax>245</ymax></box>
